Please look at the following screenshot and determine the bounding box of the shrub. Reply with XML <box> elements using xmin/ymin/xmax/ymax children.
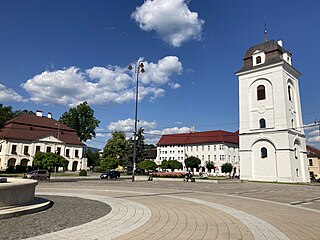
<box><xmin>15</xmin><ymin>165</ymin><xmax>27</xmax><ymax>173</ymax></box>
<box><xmin>6</xmin><ymin>166</ymin><xmax>14</xmax><ymax>173</ymax></box>
<box><xmin>79</xmin><ymin>169</ymin><xmax>87</xmax><ymax>176</ymax></box>
<box><xmin>92</xmin><ymin>166</ymin><xmax>103</xmax><ymax>172</ymax></box>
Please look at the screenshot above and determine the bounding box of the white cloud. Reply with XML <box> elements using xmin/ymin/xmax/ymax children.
<box><xmin>0</xmin><ymin>83</ymin><xmax>26</xmax><ymax>102</ymax></box>
<box><xmin>132</xmin><ymin>0</ymin><xmax>204</xmax><ymax>47</ymax></box>
<box><xmin>168</xmin><ymin>82</ymin><xmax>181</xmax><ymax>89</ymax></box>
<box><xmin>106</xmin><ymin>118</ymin><xmax>191</xmax><ymax>144</ymax></box>
<box><xmin>140</xmin><ymin>56</ymin><xmax>182</xmax><ymax>85</ymax></box>
<box><xmin>20</xmin><ymin>56</ymin><xmax>182</xmax><ymax>107</ymax></box>
<box><xmin>107</xmin><ymin>118</ymin><xmax>157</xmax><ymax>133</ymax></box>
<box><xmin>308</xmin><ymin>135</ymin><xmax>320</xmax><ymax>143</ymax></box>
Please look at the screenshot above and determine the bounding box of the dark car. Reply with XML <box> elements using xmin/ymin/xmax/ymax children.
<box><xmin>100</xmin><ymin>171</ymin><xmax>120</xmax><ymax>179</ymax></box>
<box><xmin>26</xmin><ymin>170</ymin><xmax>50</xmax><ymax>180</ymax></box>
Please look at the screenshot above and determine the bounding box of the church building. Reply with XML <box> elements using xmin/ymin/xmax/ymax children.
<box><xmin>236</xmin><ymin>40</ymin><xmax>310</xmax><ymax>182</ymax></box>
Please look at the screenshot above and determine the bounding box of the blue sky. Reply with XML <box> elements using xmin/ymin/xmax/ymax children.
<box><xmin>0</xmin><ymin>0</ymin><xmax>319</xmax><ymax>149</ymax></box>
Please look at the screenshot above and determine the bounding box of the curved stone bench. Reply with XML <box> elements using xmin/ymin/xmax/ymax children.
<box><xmin>0</xmin><ymin>178</ymin><xmax>38</xmax><ymax>207</ymax></box>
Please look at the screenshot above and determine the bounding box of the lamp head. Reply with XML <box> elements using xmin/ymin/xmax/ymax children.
<box><xmin>128</xmin><ymin>65</ymin><xmax>133</xmax><ymax>70</ymax></box>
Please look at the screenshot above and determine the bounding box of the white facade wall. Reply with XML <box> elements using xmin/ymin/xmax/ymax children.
<box><xmin>238</xmin><ymin>51</ymin><xmax>310</xmax><ymax>182</ymax></box>
<box><xmin>156</xmin><ymin>143</ymin><xmax>239</xmax><ymax>175</ymax></box>
<box><xmin>0</xmin><ymin>136</ymin><xmax>85</xmax><ymax>171</ymax></box>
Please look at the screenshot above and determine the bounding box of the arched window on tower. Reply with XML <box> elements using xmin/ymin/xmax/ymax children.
<box><xmin>256</xmin><ymin>56</ymin><xmax>262</xmax><ymax>64</ymax></box>
<box><xmin>288</xmin><ymin>86</ymin><xmax>292</xmax><ymax>101</ymax></box>
<box><xmin>261</xmin><ymin>147</ymin><xmax>268</xmax><ymax>158</ymax></box>
<box><xmin>257</xmin><ymin>85</ymin><xmax>266</xmax><ymax>100</ymax></box>
<box><xmin>259</xmin><ymin>118</ymin><xmax>266</xmax><ymax>128</ymax></box>
<box><xmin>291</xmin><ymin>119</ymin><xmax>294</xmax><ymax>129</ymax></box>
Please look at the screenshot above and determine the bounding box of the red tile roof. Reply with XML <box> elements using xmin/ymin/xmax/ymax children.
<box><xmin>157</xmin><ymin>130</ymin><xmax>239</xmax><ymax>146</ymax></box>
<box><xmin>0</xmin><ymin>114</ymin><xmax>83</xmax><ymax>146</ymax></box>
<box><xmin>307</xmin><ymin>145</ymin><xmax>320</xmax><ymax>157</ymax></box>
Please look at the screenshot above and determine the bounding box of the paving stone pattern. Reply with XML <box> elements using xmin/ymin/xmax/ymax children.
<box><xmin>0</xmin><ymin>195</ymin><xmax>111</xmax><ymax>240</ymax></box>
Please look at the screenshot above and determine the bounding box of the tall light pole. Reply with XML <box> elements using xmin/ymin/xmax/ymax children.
<box><xmin>128</xmin><ymin>62</ymin><xmax>145</xmax><ymax>182</ymax></box>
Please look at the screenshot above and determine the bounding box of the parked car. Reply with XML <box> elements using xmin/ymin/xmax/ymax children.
<box><xmin>100</xmin><ymin>170</ymin><xmax>120</xmax><ymax>179</ymax></box>
<box><xmin>26</xmin><ymin>170</ymin><xmax>50</xmax><ymax>180</ymax></box>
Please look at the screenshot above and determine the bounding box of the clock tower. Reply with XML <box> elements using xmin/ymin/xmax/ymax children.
<box><xmin>236</xmin><ymin>40</ymin><xmax>310</xmax><ymax>182</ymax></box>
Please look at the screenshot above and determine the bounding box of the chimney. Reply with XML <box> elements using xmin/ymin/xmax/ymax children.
<box><xmin>47</xmin><ymin>112</ymin><xmax>52</xmax><ymax>119</ymax></box>
<box><xmin>277</xmin><ymin>40</ymin><xmax>283</xmax><ymax>47</ymax></box>
<box><xmin>36</xmin><ymin>110</ymin><xmax>43</xmax><ymax>117</ymax></box>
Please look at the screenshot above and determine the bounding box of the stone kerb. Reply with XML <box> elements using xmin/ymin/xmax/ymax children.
<box><xmin>0</xmin><ymin>178</ymin><xmax>38</xmax><ymax>207</ymax></box>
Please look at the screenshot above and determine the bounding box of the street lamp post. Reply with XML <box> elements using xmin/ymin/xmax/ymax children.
<box><xmin>128</xmin><ymin>62</ymin><xmax>145</xmax><ymax>182</ymax></box>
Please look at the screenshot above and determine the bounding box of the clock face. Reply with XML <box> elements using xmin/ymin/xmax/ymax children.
<box><xmin>258</xmin><ymin>105</ymin><xmax>266</xmax><ymax>114</ymax></box>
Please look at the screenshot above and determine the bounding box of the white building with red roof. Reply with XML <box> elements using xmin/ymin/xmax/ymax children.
<box><xmin>156</xmin><ymin>130</ymin><xmax>239</xmax><ymax>175</ymax></box>
<box><xmin>0</xmin><ymin>111</ymin><xmax>86</xmax><ymax>171</ymax></box>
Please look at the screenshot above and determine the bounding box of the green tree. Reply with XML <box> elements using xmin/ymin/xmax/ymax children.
<box><xmin>100</xmin><ymin>157</ymin><xmax>119</xmax><ymax>170</ymax></box>
<box><xmin>102</xmin><ymin>131</ymin><xmax>128</xmax><ymax>166</ymax></box>
<box><xmin>127</xmin><ymin>127</ymin><xmax>147</xmax><ymax>170</ymax></box>
<box><xmin>33</xmin><ymin>152</ymin><xmax>68</xmax><ymax>172</ymax></box>
<box><xmin>0</xmin><ymin>104</ymin><xmax>34</xmax><ymax>128</ymax></box>
<box><xmin>184</xmin><ymin>156</ymin><xmax>201</xmax><ymax>171</ymax></box>
<box><xmin>138</xmin><ymin>160</ymin><xmax>157</xmax><ymax>173</ymax></box>
<box><xmin>221</xmin><ymin>163</ymin><xmax>233</xmax><ymax>176</ymax></box>
<box><xmin>167</xmin><ymin>160</ymin><xmax>183</xmax><ymax>172</ymax></box>
<box><xmin>161</xmin><ymin>160</ymin><xmax>169</xmax><ymax>170</ymax></box>
<box><xmin>205</xmin><ymin>161</ymin><xmax>215</xmax><ymax>172</ymax></box>
<box><xmin>84</xmin><ymin>148</ymin><xmax>101</xmax><ymax>167</ymax></box>
<box><xmin>59</xmin><ymin>101</ymin><xmax>100</xmax><ymax>142</ymax></box>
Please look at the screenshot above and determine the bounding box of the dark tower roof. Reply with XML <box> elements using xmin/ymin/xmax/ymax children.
<box><xmin>236</xmin><ymin>40</ymin><xmax>297</xmax><ymax>74</ymax></box>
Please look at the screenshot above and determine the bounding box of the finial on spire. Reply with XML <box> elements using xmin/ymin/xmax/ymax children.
<box><xmin>264</xmin><ymin>18</ymin><xmax>268</xmax><ymax>42</ymax></box>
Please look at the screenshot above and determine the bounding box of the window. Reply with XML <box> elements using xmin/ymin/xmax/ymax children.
<box><xmin>11</xmin><ymin>145</ymin><xmax>17</xmax><ymax>154</ymax></box>
<box><xmin>214</xmin><ymin>145</ymin><xmax>216</xmax><ymax>151</ymax></box>
<box><xmin>296</xmin><ymin>168</ymin><xmax>299</xmax><ymax>177</ymax></box>
<box><xmin>294</xmin><ymin>148</ymin><xmax>298</xmax><ymax>159</ymax></box>
<box><xmin>208</xmin><ymin>155</ymin><xmax>210</xmax><ymax>161</ymax></box>
<box><xmin>0</xmin><ymin>144</ymin><xmax>2</xmax><ymax>152</ymax></box>
<box><xmin>288</xmin><ymin>86</ymin><xmax>292</xmax><ymax>101</ymax></box>
<box><xmin>257</xmin><ymin>85</ymin><xmax>266</xmax><ymax>100</ymax></box>
<box><xmin>24</xmin><ymin>146</ymin><xmax>29</xmax><ymax>155</ymax></box>
<box><xmin>261</xmin><ymin>147</ymin><xmax>267</xmax><ymax>158</ymax></box>
<box><xmin>46</xmin><ymin>146</ymin><xmax>51</xmax><ymax>153</ymax></box>
<box><xmin>66</xmin><ymin>149</ymin><xmax>70</xmax><ymax>157</ymax></box>
<box><xmin>202</xmin><ymin>146</ymin><xmax>204</xmax><ymax>151</ymax></box>
<box><xmin>202</xmin><ymin>155</ymin><xmax>204</xmax><ymax>161</ymax></box>
<box><xmin>35</xmin><ymin>146</ymin><xmax>41</xmax><ymax>152</ymax></box>
<box><xmin>256</xmin><ymin>56</ymin><xmax>262</xmax><ymax>64</ymax></box>
<box><xmin>75</xmin><ymin>150</ymin><xmax>79</xmax><ymax>158</ymax></box>
<box><xmin>259</xmin><ymin>118</ymin><xmax>266</xmax><ymax>128</ymax></box>
<box><xmin>208</xmin><ymin>145</ymin><xmax>210</xmax><ymax>151</ymax></box>
<box><xmin>291</xmin><ymin>119</ymin><xmax>294</xmax><ymax>129</ymax></box>
<box><xmin>214</xmin><ymin>155</ymin><xmax>216</xmax><ymax>161</ymax></box>
<box><xmin>309</xmin><ymin>159</ymin><xmax>313</xmax><ymax>166</ymax></box>
<box><xmin>57</xmin><ymin>147</ymin><xmax>61</xmax><ymax>155</ymax></box>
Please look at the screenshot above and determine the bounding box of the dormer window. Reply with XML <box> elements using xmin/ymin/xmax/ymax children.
<box><xmin>252</xmin><ymin>50</ymin><xmax>265</xmax><ymax>66</ymax></box>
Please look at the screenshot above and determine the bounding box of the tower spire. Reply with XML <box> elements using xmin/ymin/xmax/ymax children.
<box><xmin>264</xmin><ymin>18</ymin><xmax>268</xmax><ymax>42</ymax></box>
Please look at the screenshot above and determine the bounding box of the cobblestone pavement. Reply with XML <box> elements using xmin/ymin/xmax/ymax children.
<box><xmin>0</xmin><ymin>195</ymin><xmax>111</xmax><ymax>240</ymax></box>
<box><xmin>6</xmin><ymin>180</ymin><xmax>320</xmax><ymax>239</ymax></box>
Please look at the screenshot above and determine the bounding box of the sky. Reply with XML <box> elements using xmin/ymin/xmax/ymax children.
<box><xmin>0</xmin><ymin>0</ymin><xmax>319</xmax><ymax>149</ymax></box>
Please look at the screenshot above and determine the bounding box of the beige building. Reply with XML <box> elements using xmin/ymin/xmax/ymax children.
<box><xmin>0</xmin><ymin>111</ymin><xmax>86</xmax><ymax>171</ymax></box>
<box><xmin>307</xmin><ymin>145</ymin><xmax>320</xmax><ymax>179</ymax></box>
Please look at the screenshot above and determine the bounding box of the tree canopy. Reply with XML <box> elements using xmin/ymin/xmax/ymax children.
<box><xmin>0</xmin><ymin>104</ymin><xmax>34</xmax><ymax>128</ymax></box>
<box><xmin>102</xmin><ymin>131</ymin><xmax>128</xmax><ymax>164</ymax></box>
<box><xmin>127</xmin><ymin>127</ymin><xmax>147</xmax><ymax>169</ymax></box>
<box><xmin>100</xmin><ymin>157</ymin><xmax>119</xmax><ymax>170</ymax></box>
<box><xmin>184</xmin><ymin>156</ymin><xmax>201</xmax><ymax>171</ymax></box>
<box><xmin>138</xmin><ymin>160</ymin><xmax>157</xmax><ymax>172</ymax></box>
<box><xmin>85</xmin><ymin>148</ymin><xmax>101</xmax><ymax>167</ymax></box>
<box><xmin>161</xmin><ymin>160</ymin><xmax>183</xmax><ymax>172</ymax></box>
<box><xmin>33</xmin><ymin>152</ymin><xmax>68</xmax><ymax>171</ymax></box>
<box><xmin>221</xmin><ymin>163</ymin><xmax>233</xmax><ymax>175</ymax></box>
<box><xmin>59</xmin><ymin>101</ymin><xmax>100</xmax><ymax>142</ymax></box>
<box><xmin>205</xmin><ymin>161</ymin><xmax>215</xmax><ymax>171</ymax></box>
